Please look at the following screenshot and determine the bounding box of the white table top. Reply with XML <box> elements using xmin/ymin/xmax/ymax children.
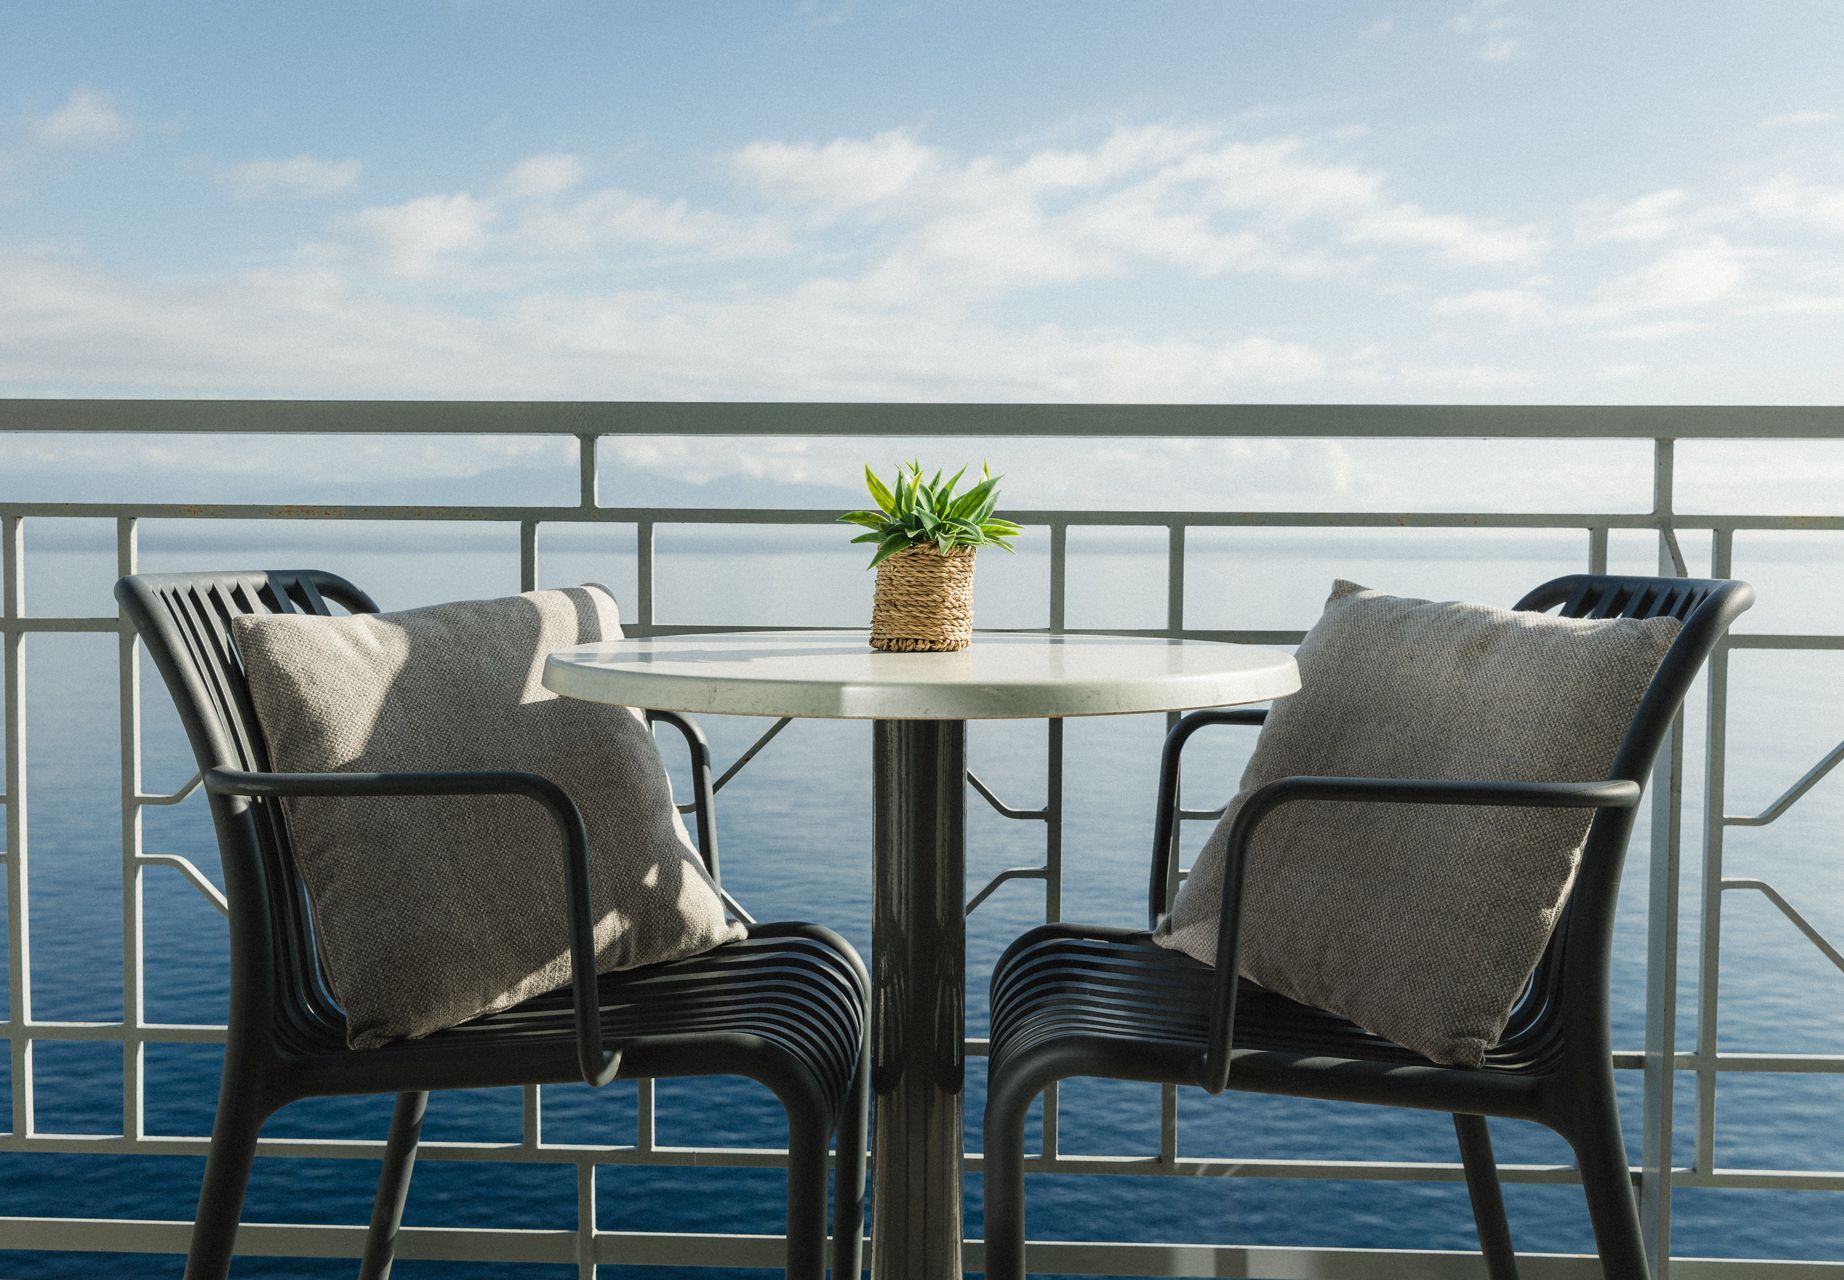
<box><xmin>544</xmin><ymin>631</ymin><xmax>1299</xmax><ymax>721</ymax></box>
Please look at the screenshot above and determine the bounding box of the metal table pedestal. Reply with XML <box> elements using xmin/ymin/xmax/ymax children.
<box><xmin>870</xmin><ymin>719</ymin><xmax>967</xmax><ymax>1280</ymax></box>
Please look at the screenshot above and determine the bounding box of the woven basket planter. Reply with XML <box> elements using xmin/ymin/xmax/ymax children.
<box><xmin>870</xmin><ymin>545</ymin><xmax>976</xmax><ymax>652</ymax></box>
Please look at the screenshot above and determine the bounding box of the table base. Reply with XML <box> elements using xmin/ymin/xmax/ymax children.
<box><xmin>870</xmin><ymin>719</ymin><xmax>966</xmax><ymax>1280</ymax></box>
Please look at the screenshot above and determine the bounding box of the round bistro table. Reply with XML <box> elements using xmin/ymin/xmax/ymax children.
<box><xmin>543</xmin><ymin>631</ymin><xmax>1300</xmax><ymax>1280</ymax></box>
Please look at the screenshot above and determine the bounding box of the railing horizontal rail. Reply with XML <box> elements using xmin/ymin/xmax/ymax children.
<box><xmin>4</xmin><ymin>399</ymin><xmax>1843</xmax><ymax>438</ymax></box>
<box><xmin>8</xmin><ymin>501</ymin><xmax>1844</xmax><ymax>533</ymax></box>
<box><xmin>1</xmin><ymin>1216</ymin><xmax>1841</xmax><ymax>1280</ymax></box>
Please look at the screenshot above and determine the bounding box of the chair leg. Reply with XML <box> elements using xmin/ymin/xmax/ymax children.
<box><xmin>979</xmin><ymin>1069</ymin><xmax>1038</xmax><ymax>1280</ymax></box>
<box><xmin>786</xmin><ymin>1102</ymin><xmax>833</xmax><ymax>1280</ymax></box>
<box><xmin>359</xmin><ymin>1091</ymin><xmax>429</xmax><ymax>1280</ymax></box>
<box><xmin>1568</xmin><ymin>1094</ymin><xmax>1650</xmax><ymax>1280</ymax></box>
<box><xmin>1454</xmin><ymin>1113</ymin><xmax>1519</xmax><ymax>1280</ymax></box>
<box><xmin>183</xmin><ymin>1090</ymin><xmax>270</xmax><ymax>1280</ymax></box>
<box><xmin>831</xmin><ymin>1048</ymin><xmax>870</xmax><ymax>1279</ymax></box>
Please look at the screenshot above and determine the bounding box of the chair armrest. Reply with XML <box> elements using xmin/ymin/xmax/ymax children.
<box><xmin>204</xmin><ymin>765</ymin><xmax>619</xmax><ymax>1088</ymax></box>
<box><xmin>1148</xmin><ymin>708</ymin><xmax>1270</xmax><ymax>928</ymax></box>
<box><xmin>1197</xmin><ymin>772</ymin><xmax>1642</xmax><ymax>1093</ymax></box>
<box><xmin>645</xmin><ymin>709</ymin><xmax>722</xmax><ymax>884</ymax></box>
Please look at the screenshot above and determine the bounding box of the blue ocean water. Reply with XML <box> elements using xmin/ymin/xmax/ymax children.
<box><xmin>2</xmin><ymin>525</ymin><xmax>1841</xmax><ymax>1276</ymax></box>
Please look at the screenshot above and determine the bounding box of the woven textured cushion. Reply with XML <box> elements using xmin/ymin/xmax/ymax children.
<box><xmin>1154</xmin><ymin>580</ymin><xmax>1680</xmax><ymax>1067</ymax></box>
<box><xmin>231</xmin><ymin>585</ymin><xmax>744</xmax><ymax>1048</ymax></box>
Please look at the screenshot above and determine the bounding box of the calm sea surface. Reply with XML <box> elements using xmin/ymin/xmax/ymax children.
<box><xmin>3</xmin><ymin>527</ymin><xmax>1841</xmax><ymax>1276</ymax></box>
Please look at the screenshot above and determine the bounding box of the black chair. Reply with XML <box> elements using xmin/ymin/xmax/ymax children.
<box><xmin>983</xmin><ymin>574</ymin><xmax>1753</xmax><ymax>1280</ymax></box>
<box><xmin>118</xmin><ymin>570</ymin><xmax>870</xmax><ymax>1280</ymax></box>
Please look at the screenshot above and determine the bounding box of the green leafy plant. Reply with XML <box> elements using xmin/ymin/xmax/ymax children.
<box><xmin>840</xmin><ymin>460</ymin><xmax>1024</xmax><ymax>568</ymax></box>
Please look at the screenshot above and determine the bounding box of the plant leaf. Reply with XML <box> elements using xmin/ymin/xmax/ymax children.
<box><xmin>839</xmin><ymin>510</ymin><xmax>889</xmax><ymax>529</ymax></box>
<box><xmin>849</xmin><ymin>530</ymin><xmax>886</xmax><ymax>544</ymax></box>
<box><xmin>864</xmin><ymin>465</ymin><xmax>896</xmax><ymax>515</ymax></box>
<box><xmin>949</xmin><ymin>474</ymin><xmax>1001</xmax><ymax>520</ymax></box>
<box><xmin>940</xmin><ymin>464</ymin><xmax>968</xmax><ymax>502</ymax></box>
<box><xmin>868</xmin><ymin>534</ymin><xmax>911</xmax><ymax>568</ymax></box>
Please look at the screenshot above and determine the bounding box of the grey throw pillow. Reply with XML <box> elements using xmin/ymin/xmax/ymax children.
<box><xmin>1154</xmin><ymin>580</ymin><xmax>1680</xmax><ymax>1067</ymax></box>
<box><xmin>231</xmin><ymin>585</ymin><xmax>745</xmax><ymax>1048</ymax></box>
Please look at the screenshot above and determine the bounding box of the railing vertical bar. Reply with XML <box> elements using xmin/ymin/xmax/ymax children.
<box><xmin>1166</xmin><ymin>525</ymin><xmax>1186</xmax><ymax>634</ymax></box>
<box><xmin>578</xmin><ymin>434</ymin><xmax>599</xmax><ymax>511</ymax></box>
<box><xmin>520</xmin><ymin>520</ymin><xmax>539</xmax><ymax>593</ymax></box>
<box><xmin>1640</xmin><ymin>436</ymin><xmax>1682</xmax><ymax>1277</ymax></box>
<box><xmin>637</xmin><ymin>1077</ymin><xmax>656</xmax><ymax>1154</ymax></box>
<box><xmin>1693</xmin><ymin>529</ymin><xmax>1734</xmax><ymax>1177</ymax></box>
<box><xmin>1589</xmin><ymin>526</ymin><xmax>1609</xmax><ymax>574</ymax></box>
<box><xmin>3</xmin><ymin>514</ymin><xmax>33</xmax><ymax>1135</ymax></box>
<box><xmin>1043</xmin><ymin>720</ymin><xmax>1064</xmax><ymax>928</ymax></box>
<box><xmin>636</xmin><ymin>520</ymin><xmax>656</xmax><ymax>636</ymax></box>
<box><xmin>1159</xmin><ymin>1087</ymin><xmax>1179</xmax><ymax>1167</ymax></box>
<box><xmin>1654</xmin><ymin>437</ymin><xmax>1687</xmax><ymax>577</ymax></box>
<box><xmin>117</xmin><ymin>518</ymin><xmax>144</xmax><ymax>1140</ymax></box>
<box><xmin>577</xmin><ymin>1160</ymin><xmax>597</xmax><ymax>1280</ymax></box>
<box><xmin>1048</xmin><ymin>522</ymin><xmax>1067</xmax><ymax>635</ymax></box>
<box><xmin>523</xmin><ymin>1084</ymin><xmax>541</xmax><ymax>1152</ymax></box>
<box><xmin>1046</xmin><ymin>519</ymin><xmax>1066</xmax><ymax>924</ymax></box>
<box><xmin>1041</xmin><ymin>1083</ymin><xmax>1061</xmax><ymax>1165</ymax></box>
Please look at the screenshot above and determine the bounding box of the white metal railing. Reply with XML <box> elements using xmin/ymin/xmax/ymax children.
<box><xmin>1</xmin><ymin>401</ymin><xmax>1842</xmax><ymax>1278</ymax></box>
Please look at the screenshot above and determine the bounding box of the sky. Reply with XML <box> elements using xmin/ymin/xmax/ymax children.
<box><xmin>1</xmin><ymin>1</ymin><xmax>1842</xmax><ymax>507</ymax></box>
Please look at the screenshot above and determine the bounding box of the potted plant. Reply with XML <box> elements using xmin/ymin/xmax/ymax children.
<box><xmin>840</xmin><ymin>460</ymin><xmax>1023</xmax><ymax>651</ymax></box>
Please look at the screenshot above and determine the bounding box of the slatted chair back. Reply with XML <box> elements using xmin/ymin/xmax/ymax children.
<box><xmin>1511</xmin><ymin>573</ymin><xmax>1753</xmax><ymax>1062</ymax></box>
<box><xmin>116</xmin><ymin>570</ymin><xmax>380</xmax><ymax>1036</ymax></box>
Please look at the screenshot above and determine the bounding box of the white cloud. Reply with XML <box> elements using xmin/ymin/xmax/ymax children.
<box><xmin>1598</xmin><ymin>319</ymin><xmax>1708</xmax><ymax>341</ymax></box>
<box><xmin>225</xmin><ymin>155</ymin><xmax>362</xmax><ymax>200</ymax></box>
<box><xmin>1214</xmin><ymin>336</ymin><xmax>1329</xmax><ymax>383</ymax></box>
<box><xmin>1360</xmin><ymin>17</ymin><xmax>1396</xmax><ymax>40</ymax></box>
<box><xmin>1745</xmin><ymin>175</ymin><xmax>1844</xmax><ymax>234</ymax></box>
<box><xmin>1405</xmin><ymin>364</ymin><xmax>1536</xmax><ymax>391</ymax></box>
<box><xmin>1165</xmin><ymin>137</ymin><xmax>1382</xmax><ymax>218</ymax></box>
<box><xmin>30</xmin><ymin>87</ymin><xmax>129</xmax><ymax>146</ymax></box>
<box><xmin>734</xmin><ymin>130</ymin><xmax>943</xmax><ymax>217</ymax></box>
<box><xmin>498</xmin><ymin>153</ymin><xmax>586</xmax><ymax>201</ymax></box>
<box><xmin>1760</xmin><ymin>110</ymin><xmax>1842</xmax><ymax>129</ymax></box>
<box><xmin>1577</xmin><ymin>189</ymin><xmax>1688</xmax><ymax>243</ymax></box>
<box><xmin>1599</xmin><ymin>362</ymin><xmax>1649</xmax><ymax>382</ymax></box>
<box><xmin>343</xmin><ymin>193</ymin><xmax>495</xmax><ymax>278</ymax></box>
<box><xmin>1576</xmin><ymin>237</ymin><xmax>1752</xmax><ymax>321</ymax></box>
<box><xmin>309</xmin><ymin>153</ymin><xmax>793</xmax><ymax>287</ymax></box>
<box><xmin>509</xmin><ymin>187</ymin><xmax>787</xmax><ymax>258</ymax></box>
<box><xmin>1451</xmin><ymin>0</ymin><xmax>1528</xmax><ymax>61</ymax></box>
<box><xmin>796</xmin><ymin>0</ymin><xmax>855</xmax><ymax>29</ymax></box>
<box><xmin>1348</xmin><ymin>203</ymin><xmax>1544</xmax><ymax>264</ymax></box>
<box><xmin>1738</xmin><ymin>290</ymin><xmax>1844</xmax><ymax>317</ymax></box>
<box><xmin>1615</xmin><ymin>239</ymin><xmax>1752</xmax><ymax>310</ymax></box>
<box><xmin>1433</xmin><ymin>285</ymin><xmax>1548</xmax><ymax>321</ymax></box>
<box><xmin>1342</xmin><ymin>351</ymin><xmax>1537</xmax><ymax>392</ymax></box>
